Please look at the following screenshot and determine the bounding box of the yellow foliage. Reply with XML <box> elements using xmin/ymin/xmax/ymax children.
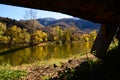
<box><xmin>33</xmin><ymin>30</ymin><xmax>48</xmax><ymax>43</ymax></box>
<box><xmin>0</xmin><ymin>36</ymin><xmax>9</xmax><ymax>43</ymax></box>
<box><xmin>53</xmin><ymin>35</ymin><xmax>59</xmax><ymax>41</ymax></box>
<box><xmin>0</xmin><ymin>22</ymin><xmax>6</xmax><ymax>31</ymax></box>
<box><xmin>89</xmin><ymin>30</ymin><xmax>97</xmax><ymax>41</ymax></box>
<box><xmin>81</xmin><ymin>33</ymin><xmax>90</xmax><ymax>42</ymax></box>
<box><xmin>80</xmin><ymin>30</ymin><xmax>97</xmax><ymax>42</ymax></box>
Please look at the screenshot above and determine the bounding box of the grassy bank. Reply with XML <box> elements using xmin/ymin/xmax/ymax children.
<box><xmin>0</xmin><ymin>65</ymin><xmax>26</xmax><ymax>80</ymax></box>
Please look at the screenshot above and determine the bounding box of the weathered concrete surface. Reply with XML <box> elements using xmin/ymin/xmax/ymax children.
<box><xmin>0</xmin><ymin>0</ymin><xmax>120</xmax><ymax>25</ymax></box>
<box><xmin>91</xmin><ymin>24</ymin><xmax>118</xmax><ymax>59</ymax></box>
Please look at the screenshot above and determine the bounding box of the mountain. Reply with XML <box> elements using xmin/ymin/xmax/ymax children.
<box><xmin>37</xmin><ymin>17</ymin><xmax>57</xmax><ymax>26</ymax></box>
<box><xmin>40</xmin><ymin>17</ymin><xmax>57</xmax><ymax>21</ymax></box>
<box><xmin>37</xmin><ymin>17</ymin><xmax>100</xmax><ymax>32</ymax></box>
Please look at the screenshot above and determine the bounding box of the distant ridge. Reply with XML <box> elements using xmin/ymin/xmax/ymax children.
<box><xmin>37</xmin><ymin>17</ymin><xmax>100</xmax><ymax>31</ymax></box>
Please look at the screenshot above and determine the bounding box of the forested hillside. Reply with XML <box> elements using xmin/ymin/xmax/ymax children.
<box><xmin>0</xmin><ymin>16</ymin><xmax>98</xmax><ymax>46</ymax></box>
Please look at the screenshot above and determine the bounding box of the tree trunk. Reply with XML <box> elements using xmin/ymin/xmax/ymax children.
<box><xmin>91</xmin><ymin>24</ymin><xmax>118</xmax><ymax>59</ymax></box>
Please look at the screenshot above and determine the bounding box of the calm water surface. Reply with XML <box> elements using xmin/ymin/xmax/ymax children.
<box><xmin>0</xmin><ymin>42</ymin><xmax>93</xmax><ymax>65</ymax></box>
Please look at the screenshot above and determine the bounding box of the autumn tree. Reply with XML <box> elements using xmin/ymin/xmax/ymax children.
<box><xmin>62</xmin><ymin>29</ymin><xmax>72</xmax><ymax>42</ymax></box>
<box><xmin>19</xmin><ymin>28</ymin><xmax>31</xmax><ymax>44</ymax></box>
<box><xmin>89</xmin><ymin>30</ymin><xmax>97</xmax><ymax>41</ymax></box>
<box><xmin>0</xmin><ymin>36</ymin><xmax>9</xmax><ymax>43</ymax></box>
<box><xmin>25</xmin><ymin>20</ymin><xmax>43</xmax><ymax>32</ymax></box>
<box><xmin>24</xmin><ymin>10</ymin><xmax>37</xmax><ymax>33</ymax></box>
<box><xmin>0</xmin><ymin>22</ymin><xmax>6</xmax><ymax>36</ymax></box>
<box><xmin>5</xmin><ymin>25</ymin><xmax>20</xmax><ymax>44</ymax></box>
<box><xmin>5</xmin><ymin>25</ymin><xmax>30</xmax><ymax>45</ymax></box>
<box><xmin>32</xmin><ymin>30</ymin><xmax>48</xmax><ymax>43</ymax></box>
<box><xmin>24</xmin><ymin>10</ymin><xmax>40</xmax><ymax>45</ymax></box>
<box><xmin>80</xmin><ymin>33</ymin><xmax>90</xmax><ymax>42</ymax></box>
<box><xmin>72</xmin><ymin>34</ymin><xmax>80</xmax><ymax>41</ymax></box>
<box><xmin>53</xmin><ymin>26</ymin><xmax>63</xmax><ymax>41</ymax></box>
<box><xmin>80</xmin><ymin>30</ymin><xmax>97</xmax><ymax>42</ymax></box>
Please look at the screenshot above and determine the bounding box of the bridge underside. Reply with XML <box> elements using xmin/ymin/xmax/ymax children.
<box><xmin>0</xmin><ymin>0</ymin><xmax>120</xmax><ymax>59</ymax></box>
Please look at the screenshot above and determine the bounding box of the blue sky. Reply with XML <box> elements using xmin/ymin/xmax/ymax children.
<box><xmin>0</xmin><ymin>4</ymin><xmax>73</xmax><ymax>20</ymax></box>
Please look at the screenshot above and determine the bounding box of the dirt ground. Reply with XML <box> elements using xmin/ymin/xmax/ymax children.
<box><xmin>23</xmin><ymin>54</ymin><xmax>97</xmax><ymax>80</ymax></box>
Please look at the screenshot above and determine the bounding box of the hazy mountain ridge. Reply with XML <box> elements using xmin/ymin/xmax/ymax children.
<box><xmin>37</xmin><ymin>17</ymin><xmax>100</xmax><ymax>31</ymax></box>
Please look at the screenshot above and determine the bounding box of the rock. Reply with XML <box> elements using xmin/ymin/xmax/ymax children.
<box><xmin>68</xmin><ymin>60</ymin><xmax>72</xmax><ymax>63</ymax></box>
<box><xmin>53</xmin><ymin>64</ymin><xmax>57</xmax><ymax>68</ymax></box>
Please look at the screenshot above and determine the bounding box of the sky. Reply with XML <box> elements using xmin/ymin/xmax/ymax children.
<box><xmin>0</xmin><ymin>4</ymin><xmax>73</xmax><ymax>20</ymax></box>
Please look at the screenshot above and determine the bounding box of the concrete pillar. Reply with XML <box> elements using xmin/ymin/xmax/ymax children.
<box><xmin>91</xmin><ymin>24</ymin><xmax>118</xmax><ymax>59</ymax></box>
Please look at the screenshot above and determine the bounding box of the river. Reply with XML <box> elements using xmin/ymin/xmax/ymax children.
<box><xmin>0</xmin><ymin>42</ymin><xmax>93</xmax><ymax>65</ymax></box>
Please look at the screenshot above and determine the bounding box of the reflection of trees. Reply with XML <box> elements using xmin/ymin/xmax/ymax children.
<box><xmin>0</xmin><ymin>42</ymin><xmax>93</xmax><ymax>65</ymax></box>
<box><xmin>0</xmin><ymin>56</ymin><xmax>6</xmax><ymax>65</ymax></box>
<box><xmin>66</xmin><ymin>43</ymin><xmax>71</xmax><ymax>53</ymax></box>
<box><xmin>85</xmin><ymin>42</ymin><xmax>90</xmax><ymax>49</ymax></box>
<box><xmin>0</xmin><ymin>48</ymin><xmax>31</xmax><ymax>65</ymax></box>
<box><xmin>34</xmin><ymin>46</ymin><xmax>47</xmax><ymax>60</ymax></box>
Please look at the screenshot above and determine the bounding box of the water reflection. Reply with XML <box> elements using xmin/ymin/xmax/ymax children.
<box><xmin>0</xmin><ymin>42</ymin><xmax>93</xmax><ymax>65</ymax></box>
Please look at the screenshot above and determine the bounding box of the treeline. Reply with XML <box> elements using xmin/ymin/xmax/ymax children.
<box><xmin>0</xmin><ymin>21</ymin><xmax>97</xmax><ymax>46</ymax></box>
<box><xmin>0</xmin><ymin>22</ymin><xmax>45</xmax><ymax>46</ymax></box>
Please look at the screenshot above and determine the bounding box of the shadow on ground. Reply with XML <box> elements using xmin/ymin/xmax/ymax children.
<box><xmin>51</xmin><ymin>46</ymin><xmax>120</xmax><ymax>80</ymax></box>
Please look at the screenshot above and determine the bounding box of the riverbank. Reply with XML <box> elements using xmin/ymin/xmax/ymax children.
<box><xmin>0</xmin><ymin>53</ymin><xmax>96</xmax><ymax>80</ymax></box>
<box><xmin>24</xmin><ymin>53</ymin><xmax>97</xmax><ymax>80</ymax></box>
